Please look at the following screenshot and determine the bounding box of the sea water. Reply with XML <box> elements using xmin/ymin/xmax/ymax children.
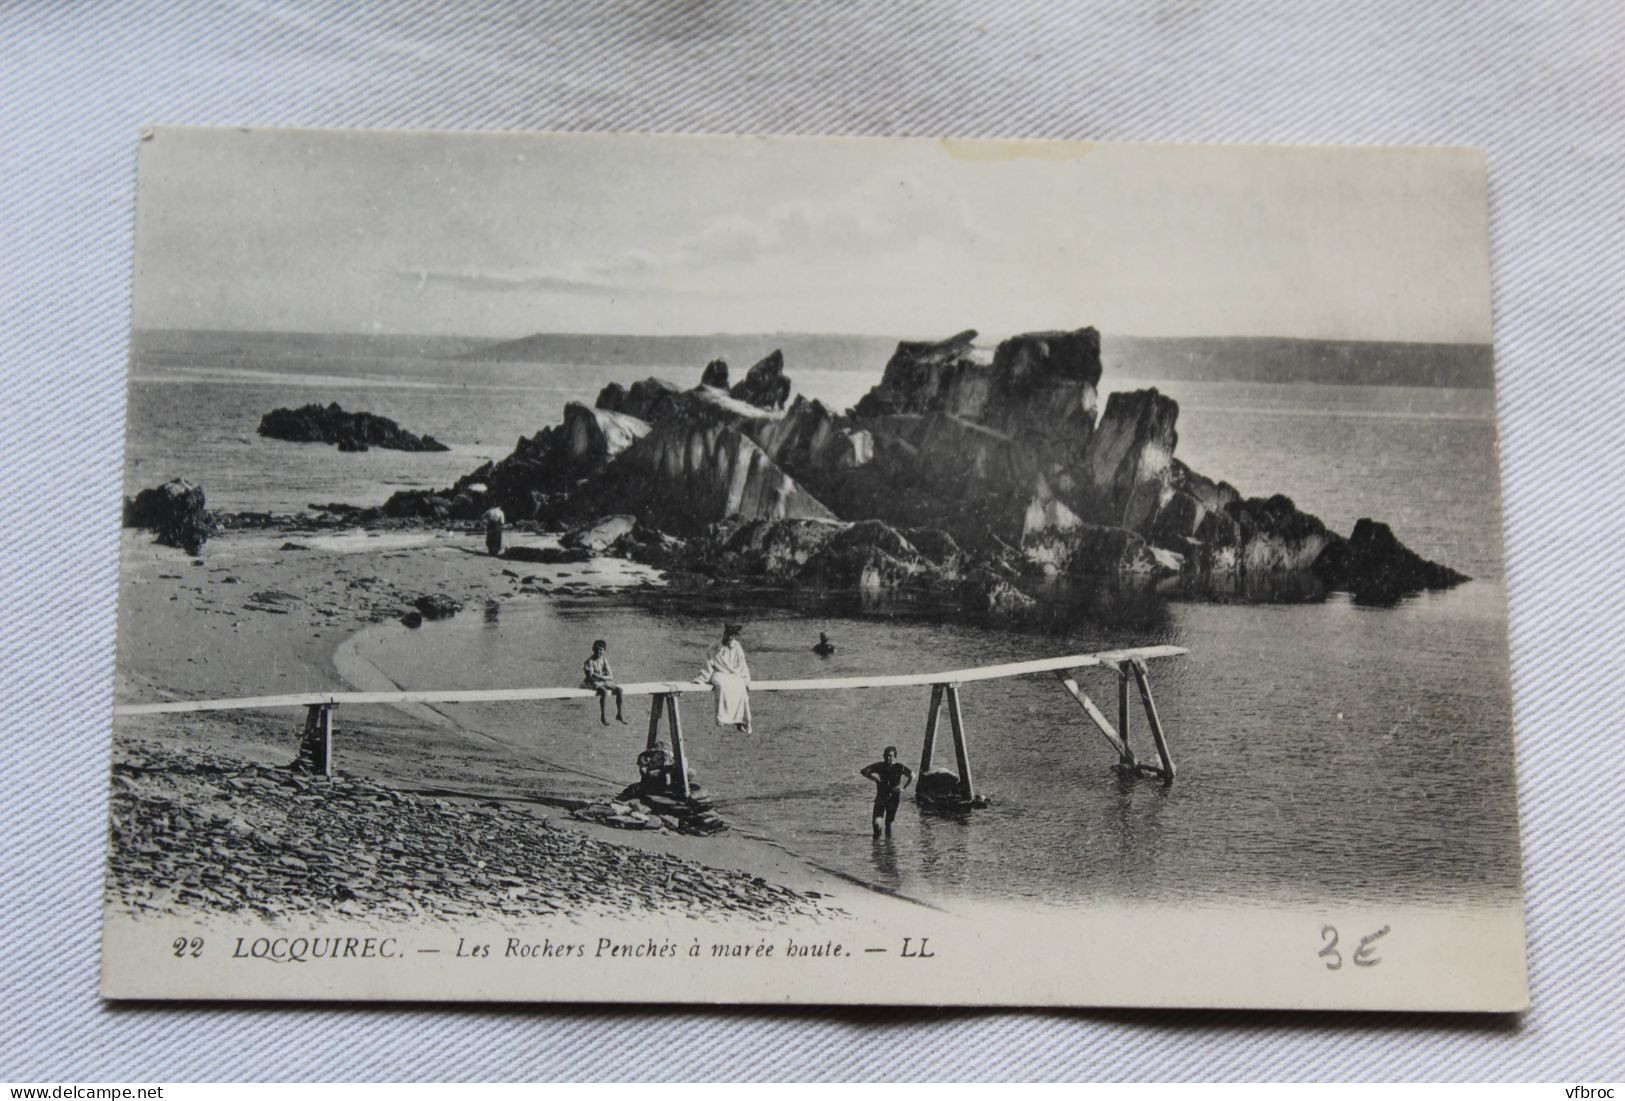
<box><xmin>124</xmin><ymin>336</ymin><xmax>1519</xmax><ymax>909</ymax></box>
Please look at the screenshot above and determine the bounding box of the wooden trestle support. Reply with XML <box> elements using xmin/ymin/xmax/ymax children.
<box><xmin>644</xmin><ymin>692</ymin><xmax>692</xmax><ymax>799</ymax></box>
<box><xmin>296</xmin><ymin>703</ymin><xmax>335</xmax><ymax>777</ymax></box>
<box><xmin>917</xmin><ymin>656</ymin><xmax>1176</xmax><ymax>806</ymax></box>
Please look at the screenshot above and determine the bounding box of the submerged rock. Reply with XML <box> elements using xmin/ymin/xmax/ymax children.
<box><xmin>959</xmin><ymin>566</ymin><xmax>1037</xmax><ymax>615</ymax></box>
<box><xmin>258</xmin><ymin>402</ymin><xmax>449</xmax><ymax>452</ymax></box>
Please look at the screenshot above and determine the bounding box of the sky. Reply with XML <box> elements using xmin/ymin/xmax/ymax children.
<box><xmin>132</xmin><ymin>127</ymin><xmax>1493</xmax><ymax>343</ymax></box>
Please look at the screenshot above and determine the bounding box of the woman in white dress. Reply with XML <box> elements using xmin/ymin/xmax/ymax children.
<box><xmin>697</xmin><ymin>623</ymin><xmax>752</xmax><ymax>733</ymax></box>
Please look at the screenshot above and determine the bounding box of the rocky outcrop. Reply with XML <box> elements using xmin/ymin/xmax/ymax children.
<box><xmin>365</xmin><ymin>322</ymin><xmax>1466</xmax><ymax>610</ymax></box>
<box><xmin>960</xmin><ymin>570</ymin><xmax>1037</xmax><ymax>616</ymax></box>
<box><xmin>981</xmin><ymin>329</ymin><xmax>1102</xmax><ymax>442</ymax></box>
<box><xmin>700</xmin><ymin>359</ymin><xmax>730</xmax><ymax>389</ymax></box>
<box><xmin>721</xmin><ymin>518</ymin><xmax>846</xmax><ymax>578</ymax></box>
<box><xmin>750</xmin><ymin>396</ymin><xmax>872</xmax><ymax>475</ymax></box>
<box><xmin>1311</xmin><ymin>518</ymin><xmax>1469</xmax><ymax>603</ymax></box>
<box><xmin>852</xmin><ymin>330</ymin><xmax>988</xmax><ymax>419</ymax></box>
<box><xmin>596</xmin><ymin>377</ymin><xmax>684</xmax><ymax>423</ymax></box>
<box><xmin>729</xmin><ymin>350</ymin><xmax>792</xmax><ymax>409</ymax></box>
<box><xmin>383</xmin><ymin>402</ymin><xmax>649</xmax><ymax>523</ymax></box>
<box><xmin>1022</xmin><ymin>521</ymin><xmax>1183</xmax><ymax>580</ymax></box>
<box><xmin>606</xmin><ymin>420</ymin><xmax>836</xmax><ymax>534</ymax></box>
<box><xmin>1227</xmin><ymin>495</ymin><xmax>1336</xmax><ymax>574</ymax></box>
<box><xmin>689</xmin><ymin>517</ymin><xmax>974</xmax><ymax>601</ymax></box>
<box><xmin>558</xmin><ymin>403</ymin><xmax>650</xmax><ymax>466</ymax></box>
<box><xmin>380</xmin><ymin>490</ymin><xmax>468</xmax><ymax>521</ymax></box>
<box><xmin>836</xmin><ymin>327</ymin><xmax>1115</xmax><ymax>546</ymax></box>
<box><xmin>124</xmin><ymin>479</ymin><xmax>215</xmax><ymax>555</ymax></box>
<box><xmin>258</xmin><ymin>403</ymin><xmax>449</xmax><ymax>452</ymax></box>
<box><xmin>1073</xmin><ymin>389</ymin><xmax>1179</xmax><ymax>531</ymax></box>
<box><xmin>562</xmin><ymin>514</ymin><xmax>639</xmax><ymax>553</ymax></box>
<box><xmin>800</xmin><ymin>520</ymin><xmax>939</xmax><ymax>592</ymax></box>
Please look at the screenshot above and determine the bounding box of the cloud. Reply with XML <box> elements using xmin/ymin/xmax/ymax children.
<box><xmin>384</xmin><ymin>268</ymin><xmax>618</xmax><ymax>295</ymax></box>
<box><xmin>378</xmin><ymin>170</ymin><xmax>984</xmax><ymax>315</ymax></box>
<box><xmin>587</xmin><ymin>169</ymin><xmax>981</xmax><ymax>281</ymax></box>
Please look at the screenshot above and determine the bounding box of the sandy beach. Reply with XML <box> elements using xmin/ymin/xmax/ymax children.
<box><xmin>108</xmin><ymin>524</ymin><xmax>929</xmax><ymax>928</ymax></box>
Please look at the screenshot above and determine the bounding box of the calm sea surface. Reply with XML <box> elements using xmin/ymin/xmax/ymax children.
<box><xmin>126</xmin><ymin>340</ymin><xmax>1520</xmax><ymax>908</ymax></box>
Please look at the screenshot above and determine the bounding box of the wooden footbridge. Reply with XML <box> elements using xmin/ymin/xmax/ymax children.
<box><xmin>112</xmin><ymin>645</ymin><xmax>1187</xmax><ymax>802</ymax></box>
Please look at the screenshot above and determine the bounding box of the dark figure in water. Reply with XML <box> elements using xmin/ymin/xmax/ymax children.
<box><xmin>582</xmin><ymin>639</ymin><xmax>626</xmax><ymax>725</ymax></box>
<box><xmin>482</xmin><ymin>505</ymin><xmax>505</xmax><ymax>557</ymax></box>
<box><xmin>860</xmin><ymin>745</ymin><xmax>914</xmax><ymax>837</ymax></box>
<box><xmin>813</xmin><ymin>631</ymin><xmax>836</xmax><ymax>657</ymax></box>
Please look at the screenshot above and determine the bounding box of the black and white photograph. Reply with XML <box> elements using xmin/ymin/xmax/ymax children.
<box><xmin>101</xmin><ymin>127</ymin><xmax>1526</xmax><ymax>1009</ymax></box>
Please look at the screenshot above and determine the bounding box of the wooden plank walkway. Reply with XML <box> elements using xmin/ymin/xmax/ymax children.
<box><xmin>110</xmin><ymin>645</ymin><xmax>1187</xmax><ymax>716</ymax></box>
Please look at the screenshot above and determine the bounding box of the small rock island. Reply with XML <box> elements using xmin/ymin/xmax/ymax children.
<box><xmin>258</xmin><ymin>402</ymin><xmax>449</xmax><ymax>452</ymax></box>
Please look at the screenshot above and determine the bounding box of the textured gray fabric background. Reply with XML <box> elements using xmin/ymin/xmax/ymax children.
<box><xmin>2</xmin><ymin>0</ymin><xmax>1621</xmax><ymax>1082</ymax></box>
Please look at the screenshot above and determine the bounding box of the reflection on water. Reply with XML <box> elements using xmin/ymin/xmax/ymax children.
<box><xmin>869</xmin><ymin>835</ymin><xmax>901</xmax><ymax>885</ymax></box>
<box><xmin>349</xmin><ymin>579</ymin><xmax>1522</xmax><ymax>911</ymax></box>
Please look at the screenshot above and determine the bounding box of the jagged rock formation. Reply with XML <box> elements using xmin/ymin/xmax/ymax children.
<box><xmin>605</xmin><ymin>419</ymin><xmax>837</xmax><ymax>534</ymax></box>
<box><xmin>124</xmin><ymin>479</ymin><xmax>215</xmax><ymax>555</ymax></box>
<box><xmin>596</xmin><ymin>377</ymin><xmax>683</xmax><ymax>423</ymax></box>
<box><xmin>728</xmin><ymin>350</ymin><xmax>792</xmax><ymax>409</ymax></box>
<box><xmin>258</xmin><ymin>402</ymin><xmax>449</xmax><ymax>452</ymax></box>
<box><xmin>700</xmin><ymin>359</ymin><xmax>730</xmax><ymax>389</ymax></box>
<box><xmin>376</xmin><ymin>324</ymin><xmax>1466</xmax><ymax>609</ymax></box>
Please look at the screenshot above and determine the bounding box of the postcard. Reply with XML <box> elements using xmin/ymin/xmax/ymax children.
<box><xmin>103</xmin><ymin>127</ymin><xmax>1525</xmax><ymax>1009</ymax></box>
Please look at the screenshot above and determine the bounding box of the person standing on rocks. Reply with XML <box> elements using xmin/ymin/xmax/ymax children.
<box><xmin>481</xmin><ymin>503</ymin><xmax>505</xmax><ymax>557</ymax></box>
<box><xmin>697</xmin><ymin>623</ymin><xmax>752</xmax><ymax>733</ymax></box>
<box><xmin>861</xmin><ymin>746</ymin><xmax>914</xmax><ymax>837</ymax></box>
<box><xmin>582</xmin><ymin>639</ymin><xmax>627</xmax><ymax>726</ymax></box>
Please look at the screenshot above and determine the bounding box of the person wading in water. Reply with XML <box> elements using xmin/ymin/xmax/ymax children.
<box><xmin>860</xmin><ymin>745</ymin><xmax>914</xmax><ymax>837</ymax></box>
